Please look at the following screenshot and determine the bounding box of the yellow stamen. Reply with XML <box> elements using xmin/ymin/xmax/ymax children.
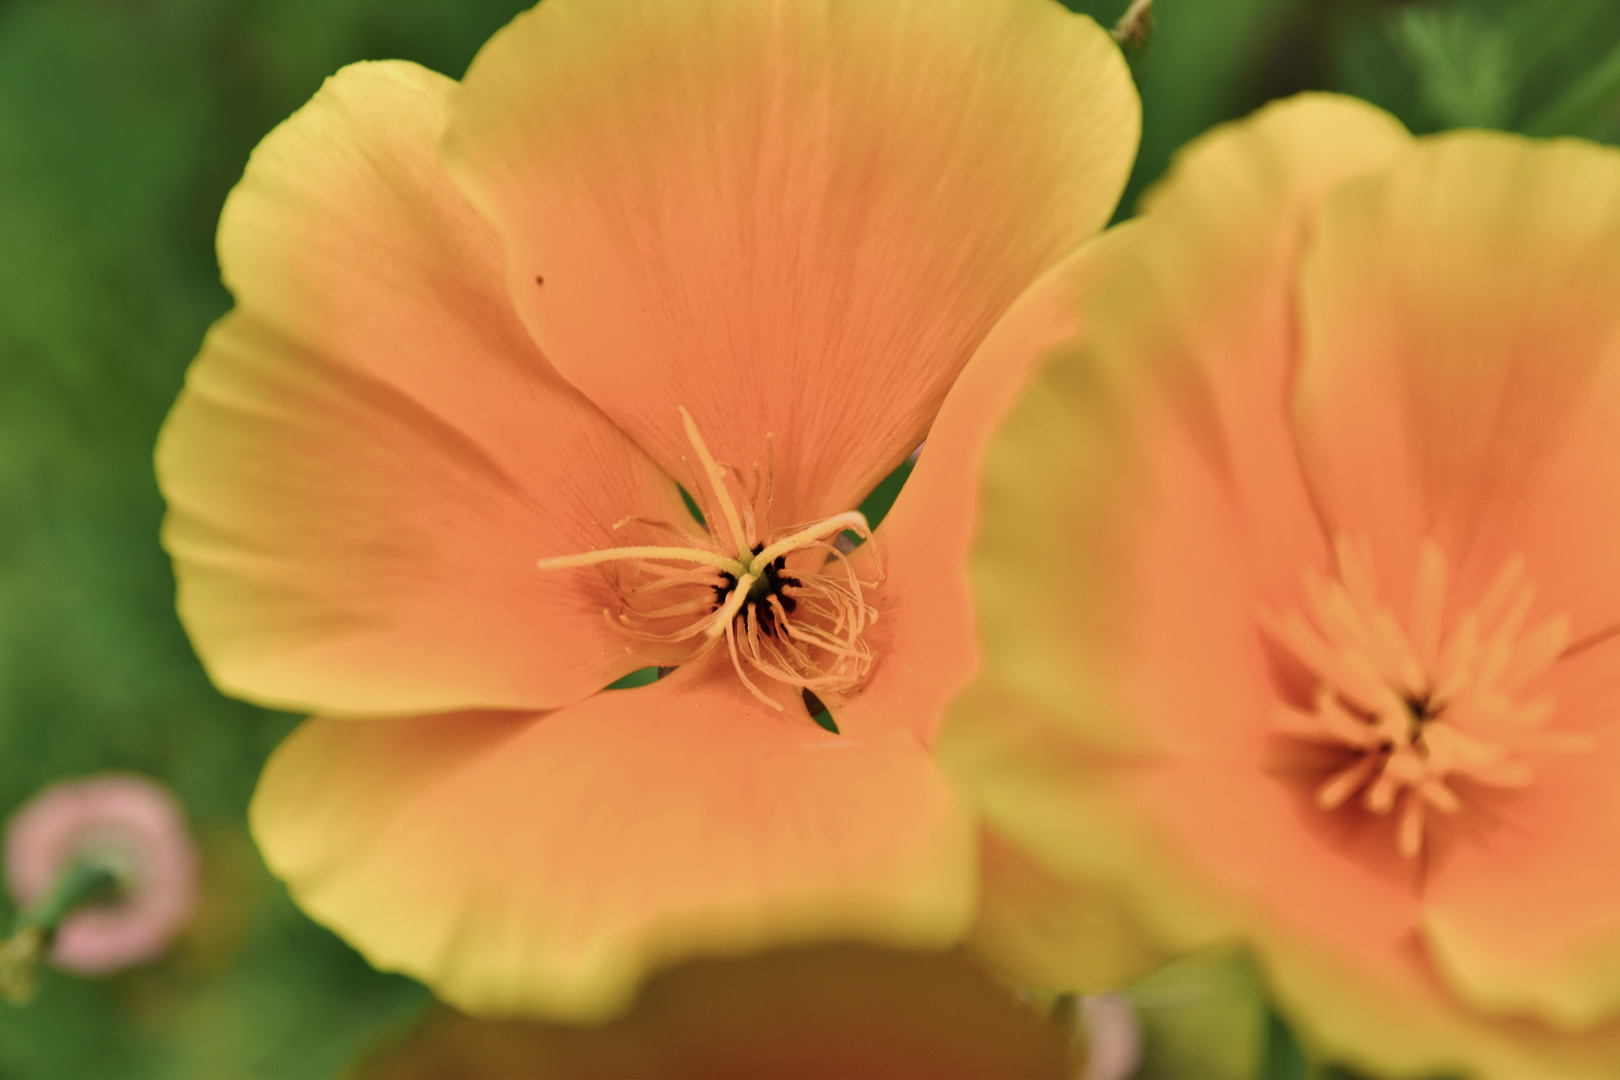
<box><xmin>1316</xmin><ymin>754</ymin><xmax>1380</xmax><ymax>810</ymax></box>
<box><xmin>537</xmin><ymin>408</ymin><xmax>884</xmax><ymax>712</ymax></box>
<box><xmin>754</xmin><ymin>511</ymin><xmax>871</xmax><ymax>569</ymax></box>
<box><xmin>680</xmin><ymin>406</ymin><xmax>749</xmax><ymax>561</ymax></box>
<box><xmin>725</xmin><ymin>610</ymin><xmax>780</xmax><ymax>711</ymax></box>
<box><xmin>1264</xmin><ymin>535</ymin><xmax>1584</xmax><ymax>858</ymax></box>
<box><xmin>538</xmin><ymin>545</ymin><xmax>745</xmax><ymax>575</ymax></box>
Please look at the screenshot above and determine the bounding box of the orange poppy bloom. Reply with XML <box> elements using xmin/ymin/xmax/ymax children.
<box><xmin>943</xmin><ymin>94</ymin><xmax>1620</xmax><ymax>1077</ymax></box>
<box><xmin>156</xmin><ymin>0</ymin><xmax>1137</xmax><ymax>1018</ymax></box>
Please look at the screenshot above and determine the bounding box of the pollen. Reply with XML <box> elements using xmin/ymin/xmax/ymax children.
<box><xmin>536</xmin><ymin>407</ymin><xmax>880</xmax><ymax>713</ymax></box>
<box><xmin>1261</xmin><ymin>536</ymin><xmax>1588</xmax><ymax>858</ymax></box>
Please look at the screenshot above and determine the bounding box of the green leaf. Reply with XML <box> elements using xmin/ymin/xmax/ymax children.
<box><xmin>605</xmin><ymin>667</ymin><xmax>662</xmax><ymax>690</ymax></box>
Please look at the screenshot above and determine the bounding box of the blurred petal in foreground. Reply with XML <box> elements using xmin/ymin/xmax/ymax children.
<box><xmin>351</xmin><ymin>944</ymin><xmax>1072</xmax><ymax>1080</ymax></box>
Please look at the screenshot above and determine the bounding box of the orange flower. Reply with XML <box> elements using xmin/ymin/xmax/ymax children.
<box><xmin>156</xmin><ymin>0</ymin><xmax>1137</xmax><ymax>1018</ymax></box>
<box><xmin>943</xmin><ymin>94</ymin><xmax>1620</xmax><ymax>1077</ymax></box>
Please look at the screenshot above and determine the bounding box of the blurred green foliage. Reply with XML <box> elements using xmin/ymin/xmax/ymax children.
<box><xmin>1064</xmin><ymin>0</ymin><xmax>1620</xmax><ymax>220</ymax></box>
<box><xmin>0</xmin><ymin>0</ymin><xmax>1617</xmax><ymax>1075</ymax></box>
<box><xmin>1126</xmin><ymin>952</ymin><xmax>1271</xmax><ymax>1080</ymax></box>
<box><xmin>1066</xmin><ymin>0</ymin><xmax>1310</xmax><ymax>215</ymax></box>
<box><xmin>0</xmin><ymin>0</ymin><xmax>538</xmax><ymax>1075</ymax></box>
<box><xmin>1334</xmin><ymin>0</ymin><xmax>1620</xmax><ymax>139</ymax></box>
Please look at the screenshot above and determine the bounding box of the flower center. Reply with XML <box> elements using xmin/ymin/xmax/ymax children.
<box><xmin>1262</xmin><ymin>536</ymin><xmax>1586</xmax><ymax>858</ymax></box>
<box><xmin>537</xmin><ymin>408</ymin><xmax>880</xmax><ymax>712</ymax></box>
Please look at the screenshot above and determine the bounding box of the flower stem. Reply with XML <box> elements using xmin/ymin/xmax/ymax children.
<box><xmin>0</xmin><ymin>859</ymin><xmax>122</xmax><ymax>1004</ymax></box>
<box><xmin>1112</xmin><ymin>0</ymin><xmax>1153</xmax><ymax>52</ymax></box>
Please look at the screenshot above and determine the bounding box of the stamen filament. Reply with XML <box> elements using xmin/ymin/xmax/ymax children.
<box><xmin>1500</xmin><ymin>615</ymin><xmax>1570</xmax><ymax>694</ymax></box>
<box><xmin>538</xmin><ymin>545</ymin><xmax>746</xmax><ymax>575</ymax></box>
<box><xmin>754</xmin><ymin>512</ymin><xmax>871</xmax><ymax>569</ymax></box>
<box><xmin>680</xmin><ymin>406</ymin><xmax>749</xmax><ymax>560</ymax></box>
<box><xmin>612</xmin><ymin>514</ymin><xmax>709</xmax><ymax>547</ymax></box>
<box><xmin>1317</xmin><ymin>754</ymin><xmax>1381</xmax><ymax>810</ymax></box>
<box><xmin>727</xmin><ymin>613</ymin><xmax>782</xmax><ymax>711</ymax></box>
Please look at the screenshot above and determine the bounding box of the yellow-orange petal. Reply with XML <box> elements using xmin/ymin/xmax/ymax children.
<box><xmin>157</xmin><ymin>62</ymin><xmax>689</xmax><ymax>716</ymax></box>
<box><xmin>441</xmin><ymin>0</ymin><xmax>1138</xmax><ymax>526</ymax></box>
<box><xmin>1420</xmin><ymin>635</ymin><xmax>1620</xmax><ymax>1031</ymax></box>
<box><xmin>945</xmin><ymin>677</ymin><xmax>1166</xmax><ymax>995</ymax></box>
<box><xmin>249</xmin><ymin>655</ymin><xmax>975</xmax><ymax>1021</ymax></box>
<box><xmin>945</xmin><ymin>667</ymin><xmax>1620</xmax><ymax>1078</ymax></box>
<box><xmin>831</xmin><ymin>227</ymin><xmax>1136</xmax><ymax>746</ymax></box>
<box><xmin>967</xmin><ymin>95</ymin><xmax>1410</xmax><ymax>755</ymax></box>
<box><xmin>1294</xmin><ymin>132</ymin><xmax>1620</xmax><ymax>640</ymax></box>
<box><xmin>971</xmin><ymin>827</ymin><xmax>1163</xmax><ymax>996</ymax></box>
<box><xmin>1260</xmin><ymin>919</ymin><xmax>1620</xmax><ymax>1080</ymax></box>
<box><xmin>1106</xmin><ymin>94</ymin><xmax>1412</xmax><ymax>611</ymax></box>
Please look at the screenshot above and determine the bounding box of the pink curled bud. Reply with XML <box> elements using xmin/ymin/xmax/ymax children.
<box><xmin>5</xmin><ymin>774</ymin><xmax>198</xmax><ymax>975</ymax></box>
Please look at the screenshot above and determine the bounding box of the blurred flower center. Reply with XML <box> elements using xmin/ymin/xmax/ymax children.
<box><xmin>539</xmin><ymin>408</ymin><xmax>879</xmax><ymax>710</ymax></box>
<box><xmin>1262</xmin><ymin>536</ymin><xmax>1587</xmax><ymax>857</ymax></box>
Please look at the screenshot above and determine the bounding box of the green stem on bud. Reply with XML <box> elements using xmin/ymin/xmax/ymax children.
<box><xmin>0</xmin><ymin>860</ymin><xmax>122</xmax><ymax>1005</ymax></box>
<box><xmin>1112</xmin><ymin>0</ymin><xmax>1153</xmax><ymax>52</ymax></box>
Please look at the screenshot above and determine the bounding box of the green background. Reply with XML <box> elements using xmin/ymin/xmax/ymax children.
<box><xmin>0</xmin><ymin>0</ymin><xmax>1615</xmax><ymax>1075</ymax></box>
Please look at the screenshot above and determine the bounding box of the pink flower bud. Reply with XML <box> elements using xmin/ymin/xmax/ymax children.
<box><xmin>5</xmin><ymin>774</ymin><xmax>198</xmax><ymax>974</ymax></box>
